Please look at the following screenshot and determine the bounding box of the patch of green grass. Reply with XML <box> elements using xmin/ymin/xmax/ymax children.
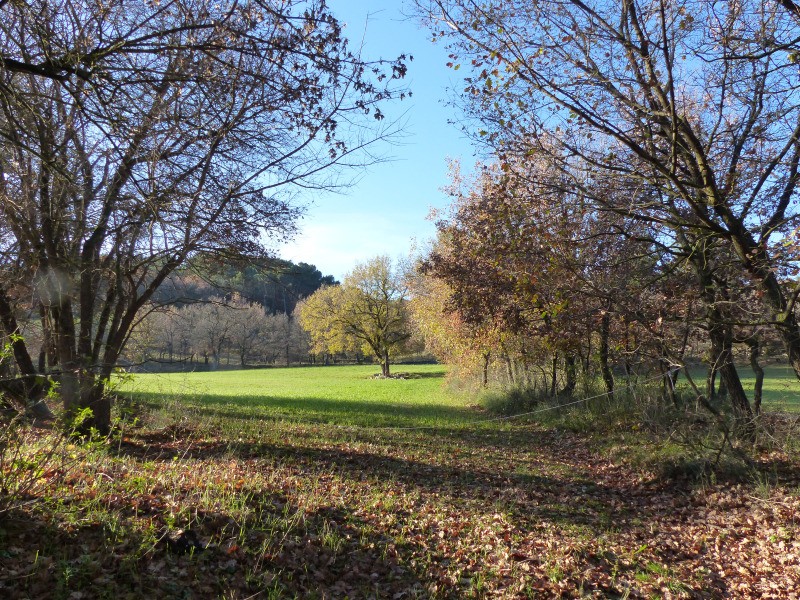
<box><xmin>742</xmin><ymin>365</ymin><xmax>800</xmax><ymax>411</ymax></box>
<box><xmin>684</xmin><ymin>364</ymin><xmax>800</xmax><ymax>411</ymax></box>
<box><xmin>120</xmin><ymin>364</ymin><xmax>479</xmax><ymax>430</ymax></box>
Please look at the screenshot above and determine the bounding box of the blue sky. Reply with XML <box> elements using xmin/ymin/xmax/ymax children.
<box><xmin>276</xmin><ymin>0</ymin><xmax>476</xmax><ymax>280</ymax></box>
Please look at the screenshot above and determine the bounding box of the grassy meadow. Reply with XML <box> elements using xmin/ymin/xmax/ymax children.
<box><xmin>1</xmin><ymin>364</ymin><xmax>800</xmax><ymax>599</ymax></box>
<box><xmin>121</xmin><ymin>364</ymin><xmax>479</xmax><ymax>430</ymax></box>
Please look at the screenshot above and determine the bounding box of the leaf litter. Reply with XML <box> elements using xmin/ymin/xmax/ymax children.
<box><xmin>0</xmin><ymin>418</ymin><xmax>798</xmax><ymax>599</ymax></box>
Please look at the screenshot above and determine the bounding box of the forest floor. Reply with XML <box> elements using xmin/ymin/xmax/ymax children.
<box><xmin>1</xmin><ymin>365</ymin><xmax>799</xmax><ymax>599</ymax></box>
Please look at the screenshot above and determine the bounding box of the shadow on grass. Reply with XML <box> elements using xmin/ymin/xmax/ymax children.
<box><xmin>96</xmin><ymin>420</ymin><xmax>751</xmax><ymax>598</ymax></box>
<box><xmin>386</xmin><ymin>370</ymin><xmax>446</xmax><ymax>380</ymax></box>
<box><xmin>132</xmin><ymin>391</ymin><xmax>478</xmax><ymax>428</ymax></box>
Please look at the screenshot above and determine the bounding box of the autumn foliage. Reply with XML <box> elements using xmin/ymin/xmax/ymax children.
<box><xmin>410</xmin><ymin>0</ymin><xmax>800</xmax><ymax>431</ymax></box>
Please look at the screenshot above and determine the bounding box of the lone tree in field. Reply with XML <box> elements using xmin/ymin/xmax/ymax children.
<box><xmin>298</xmin><ymin>256</ymin><xmax>411</xmax><ymax>377</ymax></box>
<box><xmin>0</xmin><ymin>0</ymin><xmax>407</xmax><ymax>434</ymax></box>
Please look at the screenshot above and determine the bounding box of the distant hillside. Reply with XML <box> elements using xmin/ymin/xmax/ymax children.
<box><xmin>153</xmin><ymin>253</ymin><xmax>338</xmax><ymax>315</ymax></box>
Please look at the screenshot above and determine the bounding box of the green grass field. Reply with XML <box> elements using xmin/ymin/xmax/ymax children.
<box><xmin>116</xmin><ymin>362</ymin><xmax>800</xmax><ymax>446</ymax></box>
<box><xmin>122</xmin><ymin>363</ymin><xmax>800</xmax><ymax>431</ymax></box>
<box><xmin>740</xmin><ymin>365</ymin><xmax>800</xmax><ymax>409</ymax></box>
<box><xmin>120</xmin><ymin>364</ymin><xmax>482</xmax><ymax>431</ymax></box>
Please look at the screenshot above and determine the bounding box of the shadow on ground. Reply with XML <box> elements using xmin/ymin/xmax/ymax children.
<box><xmin>113</xmin><ymin>425</ymin><xmax>679</xmax><ymax>541</ymax></box>
<box><xmin>0</xmin><ymin>494</ymin><xmax>434</xmax><ymax>600</ymax></box>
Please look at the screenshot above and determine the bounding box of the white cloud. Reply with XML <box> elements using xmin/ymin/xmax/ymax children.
<box><xmin>278</xmin><ymin>212</ymin><xmax>431</xmax><ymax>280</ymax></box>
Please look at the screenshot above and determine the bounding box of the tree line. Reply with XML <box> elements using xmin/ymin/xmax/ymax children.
<box><xmin>406</xmin><ymin>0</ymin><xmax>800</xmax><ymax>434</ymax></box>
<box><xmin>129</xmin><ymin>296</ymin><xmax>309</xmax><ymax>370</ymax></box>
<box><xmin>122</xmin><ymin>255</ymin><xmax>335</xmax><ymax>369</ymax></box>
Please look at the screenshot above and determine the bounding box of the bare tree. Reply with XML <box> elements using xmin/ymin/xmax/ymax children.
<box><xmin>0</xmin><ymin>0</ymin><xmax>407</xmax><ymax>433</ymax></box>
<box><xmin>190</xmin><ymin>301</ymin><xmax>235</xmax><ymax>369</ymax></box>
<box><xmin>227</xmin><ymin>295</ymin><xmax>269</xmax><ymax>367</ymax></box>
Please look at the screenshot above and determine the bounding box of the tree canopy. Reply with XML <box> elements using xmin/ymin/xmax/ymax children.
<box><xmin>298</xmin><ymin>256</ymin><xmax>412</xmax><ymax>377</ymax></box>
<box><xmin>408</xmin><ymin>0</ymin><xmax>800</xmax><ymax>430</ymax></box>
<box><xmin>0</xmin><ymin>0</ymin><xmax>407</xmax><ymax>432</ymax></box>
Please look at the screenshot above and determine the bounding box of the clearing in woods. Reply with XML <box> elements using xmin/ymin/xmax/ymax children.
<box><xmin>2</xmin><ymin>364</ymin><xmax>799</xmax><ymax>598</ymax></box>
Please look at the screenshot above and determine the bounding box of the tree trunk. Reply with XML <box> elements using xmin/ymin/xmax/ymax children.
<box><xmin>506</xmin><ymin>357</ymin><xmax>515</xmax><ymax>385</ymax></box>
<box><xmin>747</xmin><ymin>339</ymin><xmax>764</xmax><ymax>417</ymax></box>
<box><xmin>717</xmin><ymin>372</ymin><xmax>728</xmax><ymax>400</ymax></box>
<box><xmin>622</xmin><ymin>320</ymin><xmax>635</xmax><ymax>390</ymax></box>
<box><xmin>0</xmin><ymin>288</ymin><xmax>50</xmax><ymax>412</ymax></box>
<box><xmin>51</xmin><ymin>293</ymin><xmax>91</xmax><ymax>428</ymax></box>
<box><xmin>707</xmin><ymin>365</ymin><xmax>718</xmax><ymax>401</ymax></box>
<box><xmin>72</xmin><ymin>380</ymin><xmax>112</xmax><ymax>437</ymax></box>
<box><xmin>482</xmin><ymin>351</ymin><xmax>490</xmax><ymax>387</ymax></box>
<box><xmin>709</xmin><ymin>322</ymin><xmax>753</xmax><ymax>436</ymax></box>
<box><xmin>583</xmin><ymin>329</ymin><xmax>591</xmax><ymax>374</ymax></box>
<box><xmin>519</xmin><ymin>343</ymin><xmax>532</xmax><ymax>386</ymax></box>
<box><xmin>38</xmin><ymin>302</ymin><xmax>57</xmax><ymax>372</ymax></box>
<box><xmin>661</xmin><ymin>360</ymin><xmax>677</xmax><ymax>407</ymax></box>
<box><xmin>689</xmin><ymin>240</ymin><xmax>753</xmax><ymax>436</ymax></box>
<box><xmin>550</xmin><ymin>352</ymin><xmax>558</xmax><ymax>397</ymax></box>
<box><xmin>501</xmin><ymin>347</ymin><xmax>515</xmax><ymax>386</ymax></box>
<box><xmin>599</xmin><ymin>308</ymin><xmax>614</xmax><ymax>396</ymax></box>
<box><xmin>381</xmin><ymin>349</ymin><xmax>390</xmax><ymax>377</ymax></box>
<box><xmin>560</xmin><ymin>354</ymin><xmax>576</xmax><ymax>396</ymax></box>
<box><xmin>776</xmin><ymin>316</ymin><xmax>800</xmax><ymax>383</ymax></box>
